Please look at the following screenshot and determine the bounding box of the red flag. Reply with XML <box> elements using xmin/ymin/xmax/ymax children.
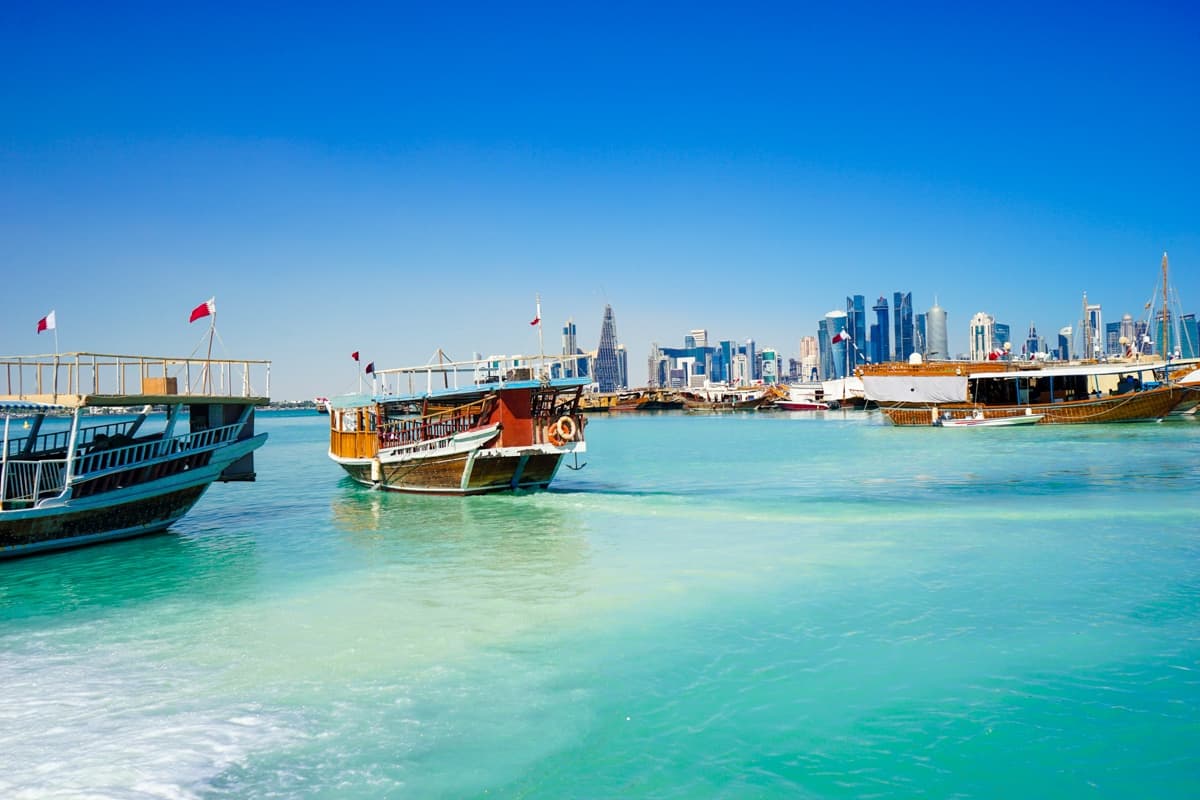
<box><xmin>36</xmin><ymin>310</ymin><xmax>56</xmax><ymax>333</ymax></box>
<box><xmin>831</xmin><ymin>329</ymin><xmax>849</xmax><ymax>344</ymax></box>
<box><xmin>351</xmin><ymin>351</ymin><xmax>360</xmax><ymax>362</ymax></box>
<box><xmin>365</xmin><ymin>362</ymin><xmax>375</xmax><ymax>375</ymax></box>
<box><xmin>189</xmin><ymin>297</ymin><xmax>215</xmax><ymax>323</ymax></box>
<box><xmin>530</xmin><ymin>315</ymin><xmax>540</xmax><ymax>326</ymax></box>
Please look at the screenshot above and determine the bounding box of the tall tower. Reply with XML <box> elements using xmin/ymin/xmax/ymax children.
<box><xmin>872</xmin><ymin>295</ymin><xmax>890</xmax><ymax>364</ymax></box>
<box><xmin>561</xmin><ymin>319</ymin><xmax>578</xmax><ymax>377</ymax></box>
<box><xmin>846</xmin><ymin>295</ymin><xmax>867</xmax><ymax>355</ymax></box>
<box><xmin>926</xmin><ymin>300</ymin><xmax>948</xmax><ymax>360</ymax></box>
<box><xmin>595</xmin><ymin>304</ymin><xmax>621</xmax><ymax>392</ymax></box>
<box><xmin>820</xmin><ymin>310</ymin><xmax>849</xmax><ymax>379</ymax></box>
<box><xmin>969</xmin><ymin>312</ymin><xmax>995</xmax><ymax>361</ymax></box>
<box><xmin>893</xmin><ymin>291</ymin><xmax>914</xmax><ymax>361</ymax></box>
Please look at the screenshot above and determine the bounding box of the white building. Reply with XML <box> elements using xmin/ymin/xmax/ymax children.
<box><xmin>969</xmin><ymin>312</ymin><xmax>996</xmax><ymax>361</ymax></box>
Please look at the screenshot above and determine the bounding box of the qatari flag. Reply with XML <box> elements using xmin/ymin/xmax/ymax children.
<box><xmin>189</xmin><ymin>297</ymin><xmax>216</xmax><ymax>323</ymax></box>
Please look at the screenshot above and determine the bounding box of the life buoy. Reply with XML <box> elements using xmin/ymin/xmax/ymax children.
<box><xmin>555</xmin><ymin>415</ymin><xmax>578</xmax><ymax>442</ymax></box>
<box><xmin>547</xmin><ymin>424</ymin><xmax>566</xmax><ymax>446</ymax></box>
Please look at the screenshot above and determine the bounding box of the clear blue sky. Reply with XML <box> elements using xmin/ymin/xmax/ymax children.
<box><xmin>2</xmin><ymin>1</ymin><xmax>1197</xmax><ymax>399</ymax></box>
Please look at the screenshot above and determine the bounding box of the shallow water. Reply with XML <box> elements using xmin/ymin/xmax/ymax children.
<box><xmin>2</xmin><ymin>410</ymin><xmax>1198</xmax><ymax>798</ymax></box>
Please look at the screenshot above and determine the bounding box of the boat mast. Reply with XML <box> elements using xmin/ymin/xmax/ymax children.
<box><xmin>1161</xmin><ymin>251</ymin><xmax>1171</xmax><ymax>359</ymax></box>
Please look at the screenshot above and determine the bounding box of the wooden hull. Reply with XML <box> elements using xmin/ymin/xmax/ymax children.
<box><xmin>882</xmin><ymin>385</ymin><xmax>1186</xmax><ymax>426</ymax></box>
<box><xmin>337</xmin><ymin>449</ymin><xmax>569</xmax><ymax>495</ymax></box>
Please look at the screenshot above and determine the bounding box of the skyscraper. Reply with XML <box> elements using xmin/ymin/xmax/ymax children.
<box><xmin>926</xmin><ymin>301</ymin><xmax>948</xmax><ymax>360</ymax></box>
<box><xmin>1180</xmin><ymin>313</ymin><xmax>1198</xmax><ymax>359</ymax></box>
<box><xmin>915</xmin><ymin>313</ymin><xmax>927</xmax><ymax>358</ymax></box>
<box><xmin>893</xmin><ymin>291</ymin><xmax>914</xmax><ymax>361</ymax></box>
<box><xmin>594</xmin><ymin>304</ymin><xmax>621</xmax><ymax>392</ymax></box>
<box><xmin>1058</xmin><ymin>326</ymin><xmax>1072</xmax><ymax>360</ymax></box>
<box><xmin>969</xmin><ymin>312</ymin><xmax>995</xmax><ymax>361</ymax></box>
<box><xmin>872</xmin><ymin>295</ymin><xmax>890</xmax><ymax>364</ymax></box>
<box><xmin>820</xmin><ymin>310</ymin><xmax>849</xmax><ymax>379</ymax></box>
<box><xmin>846</xmin><ymin>295</ymin><xmax>866</xmax><ymax>359</ymax></box>
<box><xmin>561</xmin><ymin>319</ymin><xmax>581</xmax><ymax>377</ymax></box>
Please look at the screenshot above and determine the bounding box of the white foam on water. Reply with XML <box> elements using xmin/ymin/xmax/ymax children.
<box><xmin>0</xmin><ymin>638</ymin><xmax>302</xmax><ymax>800</ymax></box>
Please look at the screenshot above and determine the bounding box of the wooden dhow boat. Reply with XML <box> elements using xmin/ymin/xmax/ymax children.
<box><xmin>680</xmin><ymin>384</ymin><xmax>785</xmax><ymax>412</ymax></box>
<box><xmin>328</xmin><ymin>355</ymin><xmax>587</xmax><ymax>494</ymax></box>
<box><xmin>862</xmin><ymin>358</ymin><xmax>1187</xmax><ymax>426</ymax></box>
<box><xmin>0</xmin><ymin>352</ymin><xmax>270</xmax><ymax>557</ymax></box>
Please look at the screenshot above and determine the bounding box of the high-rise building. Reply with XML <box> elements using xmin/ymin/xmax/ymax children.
<box><xmin>689</xmin><ymin>329</ymin><xmax>708</xmax><ymax>349</ymax></box>
<box><xmin>1180</xmin><ymin>313</ymin><xmax>1198</xmax><ymax>359</ymax></box>
<box><xmin>760</xmin><ymin>348</ymin><xmax>780</xmax><ymax>384</ymax></box>
<box><xmin>1058</xmin><ymin>326</ymin><xmax>1072</xmax><ymax>360</ymax></box>
<box><xmin>1105</xmin><ymin>321</ymin><xmax>1121</xmax><ymax>356</ymax></box>
<box><xmin>1079</xmin><ymin>298</ymin><xmax>1102</xmax><ymax>360</ymax></box>
<box><xmin>846</xmin><ymin>295</ymin><xmax>867</xmax><ymax>358</ymax></box>
<box><xmin>1118</xmin><ymin>313</ymin><xmax>1136</xmax><ymax>355</ymax></box>
<box><xmin>994</xmin><ymin>322</ymin><xmax>1011</xmax><ymax>355</ymax></box>
<box><xmin>1134</xmin><ymin>320</ymin><xmax>1152</xmax><ymax>354</ymax></box>
<box><xmin>594</xmin><ymin>304</ymin><xmax>622</xmax><ymax>392</ymax></box>
<box><xmin>820</xmin><ymin>310</ymin><xmax>849</xmax><ymax>379</ymax></box>
<box><xmin>893</xmin><ymin>291</ymin><xmax>914</xmax><ymax>361</ymax></box>
<box><xmin>1025</xmin><ymin>322</ymin><xmax>1043</xmax><ymax>357</ymax></box>
<box><xmin>647</xmin><ymin>343</ymin><xmax>668</xmax><ymax>388</ymax></box>
<box><xmin>926</xmin><ymin>301</ymin><xmax>948</xmax><ymax>360</ymax></box>
<box><xmin>560</xmin><ymin>318</ymin><xmax>588</xmax><ymax>378</ymax></box>
<box><xmin>799</xmin><ymin>335</ymin><xmax>819</xmax><ymax>382</ymax></box>
<box><xmin>969</xmin><ymin>312</ymin><xmax>996</xmax><ymax>361</ymax></box>
<box><xmin>872</xmin><ymin>296</ymin><xmax>890</xmax><ymax>364</ymax></box>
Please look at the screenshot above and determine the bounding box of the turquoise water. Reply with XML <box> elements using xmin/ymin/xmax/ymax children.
<box><xmin>2</xmin><ymin>410</ymin><xmax>1198</xmax><ymax>798</ymax></box>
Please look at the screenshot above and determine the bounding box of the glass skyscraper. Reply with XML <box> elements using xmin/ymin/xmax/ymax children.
<box><xmin>594</xmin><ymin>305</ymin><xmax>622</xmax><ymax>392</ymax></box>
<box><xmin>893</xmin><ymin>291</ymin><xmax>913</xmax><ymax>361</ymax></box>
<box><xmin>872</xmin><ymin>296</ymin><xmax>890</xmax><ymax>365</ymax></box>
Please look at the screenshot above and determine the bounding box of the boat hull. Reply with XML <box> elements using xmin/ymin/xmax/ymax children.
<box><xmin>0</xmin><ymin>434</ymin><xmax>265</xmax><ymax>558</ymax></box>
<box><xmin>882</xmin><ymin>386</ymin><xmax>1185</xmax><ymax>426</ymax></box>
<box><xmin>334</xmin><ymin>447</ymin><xmax>576</xmax><ymax>495</ymax></box>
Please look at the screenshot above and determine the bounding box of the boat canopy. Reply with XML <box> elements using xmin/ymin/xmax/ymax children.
<box><xmin>0</xmin><ymin>400</ymin><xmax>64</xmax><ymax>414</ymax></box>
<box><xmin>861</xmin><ymin>374</ymin><xmax>968</xmax><ymax>404</ymax></box>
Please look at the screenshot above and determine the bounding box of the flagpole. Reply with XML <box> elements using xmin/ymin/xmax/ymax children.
<box><xmin>205</xmin><ymin>311</ymin><xmax>215</xmax><ymax>394</ymax></box>
<box><xmin>536</xmin><ymin>293</ymin><xmax>545</xmax><ymax>376</ymax></box>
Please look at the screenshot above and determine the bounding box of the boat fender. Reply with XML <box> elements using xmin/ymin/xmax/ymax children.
<box><xmin>370</xmin><ymin>459</ymin><xmax>382</xmax><ymax>482</ymax></box>
<box><xmin>555</xmin><ymin>416</ymin><xmax>578</xmax><ymax>442</ymax></box>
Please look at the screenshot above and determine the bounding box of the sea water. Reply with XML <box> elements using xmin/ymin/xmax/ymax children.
<box><xmin>1</xmin><ymin>410</ymin><xmax>1198</xmax><ymax>799</ymax></box>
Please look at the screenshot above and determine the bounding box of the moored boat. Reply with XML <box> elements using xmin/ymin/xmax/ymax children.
<box><xmin>680</xmin><ymin>384</ymin><xmax>785</xmax><ymax>412</ymax></box>
<box><xmin>934</xmin><ymin>410</ymin><xmax>1044</xmax><ymax>427</ymax></box>
<box><xmin>864</xmin><ymin>358</ymin><xmax>1186</xmax><ymax>426</ymax></box>
<box><xmin>0</xmin><ymin>352</ymin><xmax>270</xmax><ymax>557</ymax></box>
<box><xmin>328</xmin><ymin>355</ymin><xmax>587</xmax><ymax>494</ymax></box>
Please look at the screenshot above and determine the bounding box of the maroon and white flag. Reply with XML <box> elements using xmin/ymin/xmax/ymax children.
<box><xmin>36</xmin><ymin>310</ymin><xmax>56</xmax><ymax>334</ymax></box>
<box><xmin>189</xmin><ymin>297</ymin><xmax>216</xmax><ymax>323</ymax></box>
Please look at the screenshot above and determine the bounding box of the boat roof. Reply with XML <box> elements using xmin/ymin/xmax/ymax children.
<box><xmin>0</xmin><ymin>351</ymin><xmax>270</xmax><ymax>408</ymax></box>
<box><xmin>330</xmin><ymin>376</ymin><xmax>590</xmax><ymax>409</ymax></box>
<box><xmin>967</xmin><ymin>360</ymin><xmax>1167</xmax><ymax>380</ymax></box>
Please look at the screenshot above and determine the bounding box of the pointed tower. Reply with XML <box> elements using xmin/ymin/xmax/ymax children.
<box><xmin>595</xmin><ymin>304</ymin><xmax>622</xmax><ymax>392</ymax></box>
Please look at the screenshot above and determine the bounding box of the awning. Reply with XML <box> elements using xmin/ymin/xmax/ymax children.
<box><xmin>0</xmin><ymin>400</ymin><xmax>64</xmax><ymax>413</ymax></box>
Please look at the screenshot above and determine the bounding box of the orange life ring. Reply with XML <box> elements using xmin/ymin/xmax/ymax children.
<box><xmin>555</xmin><ymin>415</ymin><xmax>578</xmax><ymax>442</ymax></box>
<box><xmin>547</xmin><ymin>425</ymin><xmax>566</xmax><ymax>446</ymax></box>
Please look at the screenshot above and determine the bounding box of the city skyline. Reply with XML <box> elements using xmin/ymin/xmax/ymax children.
<box><xmin>2</xmin><ymin>3</ymin><xmax>1197</xmax><ymax>398</ymax></box>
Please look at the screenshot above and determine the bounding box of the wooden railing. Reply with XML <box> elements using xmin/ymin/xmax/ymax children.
<box><xmin>377</xmin><ymin>398</ymin><xmax>494</xmax><ymax>448</ymax></box>
<box><xmin>0</xmin><ymin>352</ymin><xmax>270</xmax><ymax>400</ymax></box>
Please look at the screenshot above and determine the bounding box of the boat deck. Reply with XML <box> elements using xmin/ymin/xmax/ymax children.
<box><xmin>0</xmin><ymin>352</ymin><xmax>270</xmax><ymax>408</ymax></box>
